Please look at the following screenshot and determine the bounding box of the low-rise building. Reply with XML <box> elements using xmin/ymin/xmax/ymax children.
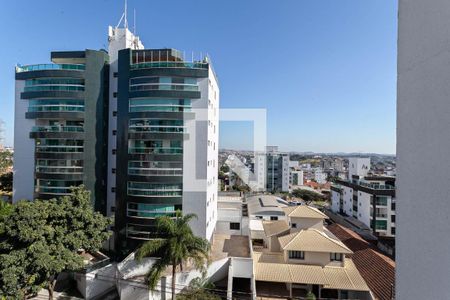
<box><xmin>252</xmin><ymin>205</ymin><xmax>371</xmax><ymax>299</ymax></box>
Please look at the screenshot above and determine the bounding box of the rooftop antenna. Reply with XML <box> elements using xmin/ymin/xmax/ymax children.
<box><xmin>133</xmin><ymin>8</ymin><xmax>136</xmax><ymax>35</ymax></box>
<box><xmin>115</xmin><ymin>0</ymin><xmax>128</xmax><ymax>29</ymax></box>
<box><xmin>124</xmin><ymin>0</ymin><xmax>128</xmax><ymax>29</ymax></box>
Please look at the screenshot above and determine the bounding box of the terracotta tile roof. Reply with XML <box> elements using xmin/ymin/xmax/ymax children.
<box><xmin>282</xmin><ymin>205</ymin><xmax>329</xmax><ymax>219</ymax></box>
<box><xmin>327</xmin><ymin>223</ymin><xmax>395</xmax><ymax>300</ymax></box>
<box><xmin>277</xmin><ymin>229</ymin><xmax>352</xmax><ymax>254</ymax></box>
<box><xmin>253</xmin><ymin>252</ymin><xmax>369</xmax><ymax>291</ymax></box>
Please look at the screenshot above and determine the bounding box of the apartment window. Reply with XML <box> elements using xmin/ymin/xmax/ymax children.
<box><xmin>391</xmin><ymin>215</ymin><xmax>396</xmax><ymax>223</ymax></box>
<box><xmin>113</xmin><ymin>92</ymin><xmax>118</xmax><ymax>98</ymax></box>
<box><xmin>113</xmin><ymin>72</ymin><xmax>118</xmax><ymax>78</ymax></box>
<box><xmin>113</xmin><ymin>111</ymin><xmax>117</xmax><ymax>117</ymax></box>
<box><xmin>112</xmin><ymin>168</ymin><xmax>116</xmax><ymax>174</ymax></box>
<box><xmin>111</xmin><ymin>187</ymin><xmax>116</xmax><ymax>193</ymax></box>
<box><xmin>291</xmin><ymin>223</ymin><xmax>297</xmax><ymax>228</ymax></box>
<box><xmin>391</xmin><ymin>227</ymin><xmax>396</xmax><ymax>235</ymax></box>
<box><xmin>255</xmin><ymin>216</ymin><xmax>263</xmax><ymax>220</ymax></box>
<box><xmin>230</xmin><ymin>223</ymin><xmax>240</xmax><ymax>230</ymax></box>
<box><xmin>288</xmin><ymin>251</ymin><xmax>304</xmax><ymax>260</ymax></box>
<box><xmin>112</xmin><ymin>130</ymin><xmax>117</xmax><ymax>136</ymax></box>
<box><xmin>330</xmin><ymin>253</ymin><xmax>343</xmax><ymax>261</ymax></box>
<box><xmin>110</xmin><ymin>206</ymin><xmax>116</xmax><ymax>212</ymax></box>
<box><xmin>112</xmin><ymin>149</ymin><xmax>117</xmax><ymax>155</ymax></box>
<box><xmin>270</xmin><ymin>216</ymin><xmax>278</xmax><ymax>221</ymax></box>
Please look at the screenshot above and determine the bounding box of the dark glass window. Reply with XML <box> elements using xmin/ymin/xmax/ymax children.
<box><xmin>230</xmin><ymin>223</ymin><xmax>240</xmax><ymax>230</ymax></box>
<box><xmin>288</xmin><ymin>251</ymin><xmax>304</xmax><ymax>259</ymax></box>
<box><xmin>330</xmin><ymin>253</ymin><xmax>343</xmax><ymax>261</ymax></box>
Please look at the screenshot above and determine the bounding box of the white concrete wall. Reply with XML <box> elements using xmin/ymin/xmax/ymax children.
<box><xmin>183</xmin><ymin>67</ymin><xmax>219</xmax><ymax>241</ymax></box>
<box><xmin>281</xmin><ymin>155</ymin><xmax>290</xmax><ymax>192</ymax></box>
<box><xmin>348</xmin><ymin>157</ymin><xmax>370</xmax><ymax>178</ymax></box>
<box><xmin>76</xmin><ymin>264</ymin><xmax>117</xmax><ymax>299</ymax></box>
<box><xmin>342</xmin><ymin>186</ymin><xmax>353</xmax><ymax>215</ymax></box>
<box><xmin>289</xmin><ymin>217</ymin><xmax>323</xmax><ymax>231</ymax></box>
<box><xmin>357</xmin><ymin>191</ymin><xmax>371</xmax><ymax>227</ymax></box>
<box><xmin>13</xmin><ymin>80</ymin><xmax>35</xmax><ymax>202</ymax></box>
<box><xmin>107</xmin><ymin>27</ymin><xmax>144</xmax><ymax>218</ymax></box>
<box><xmin>397</xmin><ymin>1</ymin><xmax>450</xmax><ymax>296</ymax></box>
<box><xmin>331</xmin><ymin>190</ymin><xmax>340</xmax><ymax>213</ymax></box>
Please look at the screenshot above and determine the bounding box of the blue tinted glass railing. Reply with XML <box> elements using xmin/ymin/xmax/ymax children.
<box><xmin>130</xmin><ymin>61</ymin><xmax>208</xmax><ymax>70</ymax></box>
<box><xmin>127</xmin><ymin>189</ymin><xmax>182</xmax><ymax>197</ymax></box>
<box><xmin>28</xmin><ymin>105</ymin><xmax>84</xmax><ymax>112</ymax></box>
<box><xmin>128</xmin><ymin>168</ymin><xmax>183</xmax><ymax>176</ymax></box>
<box><xmin>128</xmin><ymin>147</ymin><xmax>183</xmax><ymax>154</ymax></box>
<box><xmin>129</xmin><ymin>106</ymin><xmax>190</xmax><ymax>112</ymax></box>
<box><xmin>36</xmin><ymin>166</ymin><xmax>84</xmax><ymax>174</ymax></box>
<box><xmin>16</xmin><ymin>64</ymin><xmax>85</xmax><ymax>72</ymax></box>
<box><xmin>35</xmin><ymin>146</ymin><xmax>84</xmax><ymax>153</ymax></box>
<box><xmin>24</xmin><ymin>85</ymin><xmax>84</xmax><ymax>92</ymax></box>
<box><xmin>32</xmin><ymin>126</ymin><xmax>84</xmax><ymax>133</ymax></box>
<box><xmin>129</xmin><ymin>84</ymin><xmax>198</xmax><ymax>92</ymax></box>
<box><xmin>129</xmin><ymin>126</ymin><xmax>185</xmax><ymax>133</ymax></box>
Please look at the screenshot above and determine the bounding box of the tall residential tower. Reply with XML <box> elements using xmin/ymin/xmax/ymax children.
<box><xmin>13</xmin><ymin>25</ymin><xmax>219</xmax><ymax>253</ymax></box>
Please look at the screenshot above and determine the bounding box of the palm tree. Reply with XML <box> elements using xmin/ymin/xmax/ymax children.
<box><xmin>136</xmin><ymin>211</ymin><xmax>210</xmax><ymax>300</ymax></box>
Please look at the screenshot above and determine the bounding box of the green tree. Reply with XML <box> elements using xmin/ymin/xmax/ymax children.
<box><xmin>0</xmin><ymin>150</ymin><xmax>12</xmax><ymax>175</ymax></box>
<box><xmin>306</xmin><ymin>291</ymin><xmax>316</xmax><ymax>300</ymax></box>
<box><xmin>176</xmin><ymin>276</ymin><xmax>220</xmax><ymax>300</ymax></box>
<box><xmin>0</xmin><ymin>172</ymin><xmax>13</xmax><ymax>192</ymax></box>
<box><xmin>291</xmin><ymin>189</ymin><xmax>325</xmax><ymax>203</ymax></box>
<box><xmin>136</xmin><ymin>212</ymin><xmax>210</xmax><ymax>300</ymax></box>
<box><xmin>0</xmin><ymin>186</ymin><xmax>111</xmax><ymax>300</ymax></box>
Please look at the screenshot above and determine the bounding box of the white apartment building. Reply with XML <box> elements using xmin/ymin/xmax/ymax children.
<box><xmin>331</xmin><ymin>173</ymin><xmax>396</xmax><ymax>238</ymax></box>
<box><xmin>254</xmin><ymin>146</ymin><xmax>290</xmax><ymax>192</ymax></box>
<box><xmin>314</xmin><ymin>168</ymin><xmax>327</xmax><ymax>184</ymax></box>
<box><xmin>290</xmin><ymin>170</ymin><xmax>304</xmax><ymax>186</ymax></box>
<box><xmin>13</xmin><ymin>21</ymin><xmax>219</xmax><ymax>253</ymax></box>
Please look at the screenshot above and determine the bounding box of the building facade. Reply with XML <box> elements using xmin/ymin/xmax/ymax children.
<box><xmin>13</xmin><ymin>50</ymin><xmax>109</xmax><ymax>213</ymax></box>
<box><xmin>331</xmin><ymin>175</ymin><xmax>396</xmax><ymax>238</ymax></box>
<box><xmin>13</xmin><ymin>25</ymin><xmax>219</xmax><ymax>253</ymax></box>
<box><xmin>254</xmin><ymin>146</ymin><xmax>289</xmax><ymax>192</ymax></box>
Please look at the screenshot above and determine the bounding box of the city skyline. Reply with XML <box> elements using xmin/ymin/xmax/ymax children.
<box><xmin>0</xmin><ymin>0</ymin><xmax>397</xmax><ymax>154</ymax></box>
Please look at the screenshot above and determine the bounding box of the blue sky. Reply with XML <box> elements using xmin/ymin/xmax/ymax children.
<box><xmin>0</xmin><ymin>0</ymin><xmax>397</xmax><ymax>154</ymax></box>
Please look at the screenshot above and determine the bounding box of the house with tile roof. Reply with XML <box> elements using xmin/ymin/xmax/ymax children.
<box><xmin>327</xmin><ymin>223</ymin><xmax>395</xmax><ymax>300</ymax></box>
<box><xmin>252</xmin><ymin>204</ymin><xmax>372</xmax><ymax>299</ymax></box>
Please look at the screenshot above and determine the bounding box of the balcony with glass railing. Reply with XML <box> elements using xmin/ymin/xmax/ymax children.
<box><xmin>128</xmin><ymin>167</ymin><xmax>183</xmax><ymax>176</ymax></box>
<box><xmin>128</xmin><ymin>125</ymin><xmax>185</xmax><ymax>133</ymax></box>
<box><xmin>370</xmin><ymin>211</ymin><xmax>388</xmax><ymax>219</ymax></box>
<box><xmin>36</xmin><ymin>186</ymin><xmax>73</xmax><ymax>195</ymax></box>
<box><xmin>24</xmin><ymin>85</ymin><xmax>84</xmax><ymax>92</ymax></box>
<box><xmin>32</xmin><ymin>126</ymin><xmax>84</xmax><ymax>133</ymax></box>
<box><xmin>28</xmin><ymin>104</ymin><xmax>85</xmax><ymax>112</ymax></box>
<box><xmin>130</xmin><ymin>61</ymin><xmax>208</xmax><ymax>70</ymax></box>
<box><xmin>35</xmin><ymin>145</ymin><xmax>84</xmax><ymax>153</ymax></box>
<box><xmin>128</xmin><ymin>147</ymin><xmax>182</xmax><ymax>154</ymax></box>
<box><xmin>127</xmin><ymin>188</ymin><xmax>182</xmax><ymax>197</ymax></box>
<box><xmin>129</xmin><ymin>83</ymin><xmax>198</xmax><ymax>92</ymax></box>
<box><xmin>36</xmin><ymin>166</ymin><xmax>84</xmax><ymax>174</ymax></box>
<box><xmin>129</xmin><ymin>105</ymin><xmax>191</xmax><ymax>112</ymax></box>
<box><xmin>127</xmin><ymin>183</ymin><xmax>182</xmax><ymax>197</ymax></box>
<box><xmin>351</xmin><ymin>179</ymin><xmax>395</xmax><ymax>190</ymax></box>
<box><xmin>16</xmin><ymin>63</ymin><xmax>85</xmax><ymax>73</ymax></box>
